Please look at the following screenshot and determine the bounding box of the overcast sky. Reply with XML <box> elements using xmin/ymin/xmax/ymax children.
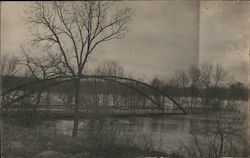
<box><xmin>1</xmin><ymin>1</ymin><xmax>249</xmax><ymax>83</ymax></box>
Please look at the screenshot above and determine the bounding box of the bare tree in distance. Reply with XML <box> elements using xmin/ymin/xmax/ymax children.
<box><xmin>167</xmin><ymin>71</ymin><xmax>189</xmax><ymax>89</ymax></box>
<box><xmin>199</xmin><ymin>63</ymin><xmax>213</xmax><ymax>89</ymax></box>
<box><xmin>188</xmin><ymin>65</ymin><xmax>201</xmax><ymax>88</ymax></box>
<box><xmin>188</xmin><ymin>65</ymin><xmax>201</xmax><ymax>110</ymax></box>
<box><xmin>165</xmin><ymin>63</ymin><xmax>236</xmax><ymax>113</ymax></box>
<box><xmin>21</xmin><ymin>52</ymin><xmax>60</xmax><ymax>80</ymax></box>
<box><xmin>93</xmin><ymin>60</ymin><xmax>125</xmax><ymax>108</ymax></box>
<box><xmin>95</xmin><ymin>60</ymin><xmax>125</xmax><ymax>77</ymax></box>
<box><xmin>1</xmin><ymin>54</ymin><xmax>20</xmax><ymax>78</ymax></box>
<box><xmin>213</xmin><ymin>63</ymin><xmax>229</xmax><ymax>87</ymax></box>
<box><xmin>165</xmin><ymin>70</ymin><xmax>189</xmax><ymax>109</ymax></box>
<box><xmin>20</xmin><ymin>50</ymin><xmax>64</xmax><ymax>111</ymax></box>
<box><xmin>1</xmin><ymin>54</ymin><xmax>21</xmax><ymax>107</ymax></box>
<box><xmin>24</xmin><ymin>1</ymin><xmax>134</xmax><ymax>136</ymax></box>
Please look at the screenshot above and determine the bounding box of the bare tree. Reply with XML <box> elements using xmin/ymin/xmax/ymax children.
<box><xmin>165</xmin><ymin>63</ymin><xmax>230</xmax><ymax>112</ymax></box>
<box><xmin>95</xmin><ymin>60</ymin><xmax>124</xmax><ymax>77</ymax></box>
<box><xmin>188</xmin><ymin>65</ymin><xmax>201</xmax><ymax>111</ymax></box>
<box><xmin>188</xmin><ymin>65</ymin><xmax>200</xmax><ymax>88</ymax></box>
<box><xmin>181</xmin><ymin>113</ymin><xmax>247</xmax><ymax>158</ymax></box>
<box><xmin>94</xmin><ymin>60</ymin><xmax>125</xmax><ymax>107</ymax></box>
<box><xmin>213</xmin><ymin>63</ymin><xmax>228</xmax><ymax>87</ymax></box>
<box><xmin>1</xmin><ymin>54</ymin><xmax>20</xmax><ymax>78</ymax></box>
<box><xmin>151</xmin><ymin>77</ymin><xmax>164</xmax><ymax>106</ymax></box>
<box><xmin>20</xmin><ymin>50</ymin><xmax>63</xmax><ymax>111</ymax></box>
<box><xmin>200</xmin><ymin>63</ymin><xmax>213</xmax><ymax>89</ymax></box>
<box><xmin>24</xmin><ymin>1</ymin><xmax>134</xmax><ymax>136</ymax></box>
<box><xmin>1</xmin><ymin>54</ymin><xmax>21</xmax><ymax>108</ymax></box>
<box><xmin>166</xmin><ymin>70</ymin><xmax>189</xmax><ymax>110</ymax></box>
<box><xmin>198</xmin><ymin>63</ymin><xmax>230</xmax><ymax>111</ymax></box>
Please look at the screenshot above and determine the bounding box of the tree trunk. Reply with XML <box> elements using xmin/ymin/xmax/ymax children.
<box><xmin>72</xmin><ymin>77</ymin><xmax>80</xmax><ymax>137</ymax></box>
<box><xmin>35</xmin><ymin>91</ymin><xmax>42</xmax><ymax>111</ymax></box>
<box><xmin>46</xmin><ymin>89</ymin><xmax>51</xmax><ymax>111</ymax></box>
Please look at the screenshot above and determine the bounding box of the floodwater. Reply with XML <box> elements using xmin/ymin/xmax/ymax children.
<box><xmin>2</xmin><ymin>102</ymin><xmax>248</xmax><ymax>157</ymax></box>
<box><xmin>16</xmin><ymin>113</ymin><xmax>247</xmax><ymax>154</ymax></box>
<box><xmin>39</xmin><ymin>116</ymin><xmax>192</xmax><ymax>152</ymax></box>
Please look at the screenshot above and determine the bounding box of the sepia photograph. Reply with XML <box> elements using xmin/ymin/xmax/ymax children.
<box><xmin>0</xmin><ymin>1</ymin><xmax>249</xmax><ymax>158</ymax></box>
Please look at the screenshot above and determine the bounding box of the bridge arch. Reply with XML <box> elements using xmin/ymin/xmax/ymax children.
<box><xmin>2</xmin><ymin>75</ymin><xmax>187</xmax><ymax>114</ymax></box>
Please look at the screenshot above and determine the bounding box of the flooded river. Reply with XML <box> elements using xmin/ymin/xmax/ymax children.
<box><xmin>3</xmin><ymin>112</ymin><xmax>247</xmax><ymax>157</ymax></box>
<box><xmin>36</xmin><ymin>116</ymin><xmax>192</xmax><ymax>152</ymax></box>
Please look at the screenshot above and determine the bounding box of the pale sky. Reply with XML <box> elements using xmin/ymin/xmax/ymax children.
<box><xmin>1</xmin><ymin>1</ymin><xmax>249</xmax><ymax>83</ymax></box>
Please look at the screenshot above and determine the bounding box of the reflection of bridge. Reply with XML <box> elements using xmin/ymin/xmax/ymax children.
<box><xmin>1</xmin><ymin>75</ymin><xmax>187</xmax><ymax>116</ymax></box>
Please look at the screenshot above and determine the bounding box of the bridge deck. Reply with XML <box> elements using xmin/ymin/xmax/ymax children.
<box><xmin>1</xmin><ymin>106</ymin><xmax>186</xmax><ymax>118</ymax></box>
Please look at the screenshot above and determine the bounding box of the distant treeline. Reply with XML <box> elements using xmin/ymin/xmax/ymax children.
<box><xmin>161</xmin><ymin>85</ymin><xmax>248</xmax><ymax>101</ymax></box>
